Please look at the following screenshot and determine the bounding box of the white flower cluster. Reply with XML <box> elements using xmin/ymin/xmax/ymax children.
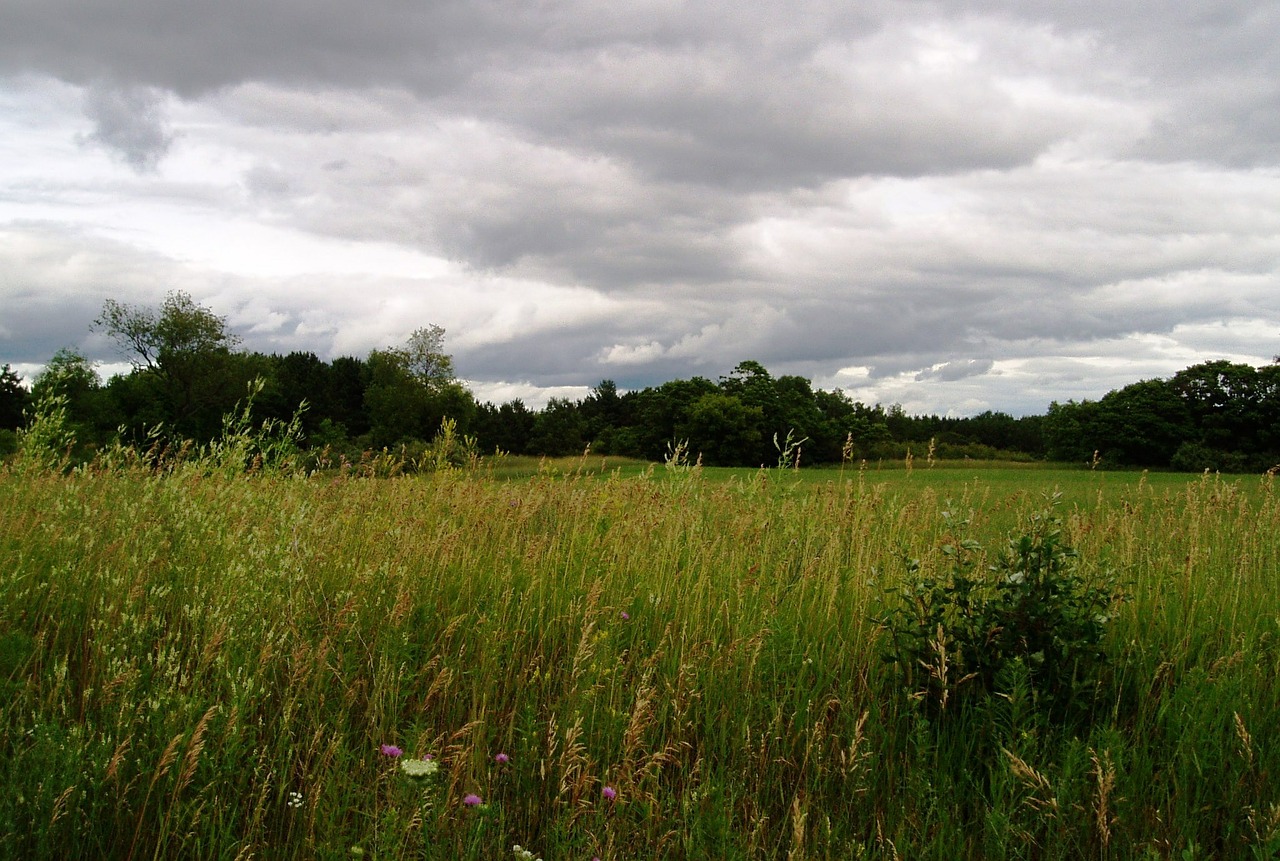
<box><xmin>512</xmin><ymin>845</ymin><xmax>543</xmax><ymax>861</ymax></box>
<box><xmin>400</xmin><ymin>758</ymin><xmax>440</xmax><ymax>779</ymax></box>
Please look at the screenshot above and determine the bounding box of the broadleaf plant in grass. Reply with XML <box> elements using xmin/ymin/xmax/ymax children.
<box><xmin>881</xmin><ymin>498</ymin><xmax>1125</xmax><ymax>720</ymax></box>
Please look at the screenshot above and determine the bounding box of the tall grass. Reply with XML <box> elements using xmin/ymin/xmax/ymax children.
<box><xmin>1</xmin><ymin>464</ymin><xmax>1277</xmax><ymax>859</ymax></box>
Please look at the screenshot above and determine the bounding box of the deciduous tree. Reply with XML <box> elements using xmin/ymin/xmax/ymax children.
<box><xmin>95</xmin><ymin>291</ymin><xmax>243</xmax><ymax>439</ymax></box>
<box><xmin>31</xmin><ymin>348</ymin><xmax>116</xmax><ymax>444</ymax></box>
<box><xmin>363</xmin><ymin>327</ymin><xmax>472</xmax><ymax>447</ymax></box>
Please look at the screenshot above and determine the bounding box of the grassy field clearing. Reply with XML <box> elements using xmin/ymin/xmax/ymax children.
<box><xmin>1</xmin><ymin>463</ymin><xmax>1278</xmax><ymax>859</ymax></box>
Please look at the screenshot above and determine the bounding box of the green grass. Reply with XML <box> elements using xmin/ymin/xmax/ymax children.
<box><xmin>2</xmin><ymin>463</ymin><xmax>1278</xmax><ymax>859</ymax></box>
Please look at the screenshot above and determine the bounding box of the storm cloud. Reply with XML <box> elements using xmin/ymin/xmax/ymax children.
<box><xmin>2</xmin><ymin>1</ymin><xmax>1278</xmax><ymax>415</ymax></box>
<box><xmin>80</xmin><ymin>82</ymin><xmax>173</xmax><ymax>170</ymax></box>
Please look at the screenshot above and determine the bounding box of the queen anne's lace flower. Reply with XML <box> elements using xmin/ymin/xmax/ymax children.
<box><xmin>399</xmin><ymin>758</ymin><xmax>439</xmax><ymax>779</ymax></box>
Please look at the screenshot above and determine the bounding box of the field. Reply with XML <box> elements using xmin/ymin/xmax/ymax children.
<box><xmin>2</xmin><ymin>462</ymin><xmax>1279</xmax><ymax>859</ymax></box>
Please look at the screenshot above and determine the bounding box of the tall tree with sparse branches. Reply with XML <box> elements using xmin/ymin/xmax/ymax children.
<box><xmin>397</xmin><ymin>325</ymin><xmax>455</xmax><ymax>390</ymax></box>
<box><xmin>96</xmin><ymin>291</ymin><xmax>243</xmax><ymax>438</ymax></box>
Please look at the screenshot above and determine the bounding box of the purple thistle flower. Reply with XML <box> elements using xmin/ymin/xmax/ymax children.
<box><xmin>601</xmin><ymin>786</ymin><xmax>617</xmax><ymax>801</ymax></box>
<box><xmin>620</xmin><ymin>611</ymin><xmax>630</xmax><ymax>621</ymax></box>
<box><xmin>494</xmin><ymin>752</ymin><xmax>510</xmax><ymax>764</ymax></box>
<box><xmin>380</xmin><ymin>744</ymin><xmax>403</xmax><ymax>758</ymax></box>
<box><xmin>463</xmin><ymin>793</ymin><xmax>483</xmax><ymax>807</ymax></box>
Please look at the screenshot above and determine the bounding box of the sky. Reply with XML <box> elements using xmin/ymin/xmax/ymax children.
<box><xmin>2</xmin><ymin>1</ymin><xmax>1278</xmax><ymax>416</ymax></box>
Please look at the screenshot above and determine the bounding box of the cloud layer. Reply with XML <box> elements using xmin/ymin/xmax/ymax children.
<box><xmin>2</xmin><ymin>1</ymin><xmax>1278</xmax><ymax>413</ymax></box>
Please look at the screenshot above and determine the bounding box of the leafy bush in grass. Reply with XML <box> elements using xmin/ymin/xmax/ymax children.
<box><xmin>881</xmin><ymin>503</ymin><xmax>1124</xmax><ymax>720</ymax></box>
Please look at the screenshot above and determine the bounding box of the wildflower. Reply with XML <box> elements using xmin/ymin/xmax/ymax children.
<box><xmin>601</xmin><ymin>786</ymin><xmax>617</xmax><ymax>801</ymax></box>
<box><xmin>512</xmin><ymin>845</ymin><xmax>542</xmax><ymax>861</ymax></box>
<box><xmin>286</xmin><ymin>790</ymin><xmax>304</xmax><ymax>808</ymax></box>
<box><xmin>400</xmin><ymin>758</ymin><xmax>439</xmax><ymax>779</ymax></box>
<box><xmin>494</xmin><ymin>752</ymin><xmax>510</xmax><ymax>764</ymax></box>
<box><xmin>619</xmin><ymin>611</ymin><xmax>630</xmax><ymax>621</ymax></box>
<box><xmin>380</xmin><ymin>744</ymin><xmax>403</xmax><ymax>757</ymax></box>
<box><xmin>463</xmin><ymin>793</ymin><xmax>483</xmax><ymax>806</ymax></box>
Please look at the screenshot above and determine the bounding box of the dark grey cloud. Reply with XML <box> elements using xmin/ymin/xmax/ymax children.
<box><xmin>0</xmin><ymin>2</ymin><xmax>1146</xmax><ymax>190</ymax></box>
<box><xmin>6</xmin><ymin>0</ymin><xmax>1276</xmax><ymax>175</ymax></box>
<box><xmin>2</xmin><ymin>0</ymin><xmax>1269</xmax><ymax>199</ymax></box>
<box><xmin>80</xmin><ymin>82</ymin><xmax>173</xmax><ymax>170</ymax></box>
<box><xmin>460</xmin><ymin>37</ymin><xmax>1074</xmax><ymax>190</ymax></box>
<box><xmin>0</xmin><ymin>224</ymin><xmax>170</xmax><ymax>362</ymax></box>
<box><xmin>0</xmin><ymin>1</ymin><xmax>870</xmax><ymax>95</ymax></box>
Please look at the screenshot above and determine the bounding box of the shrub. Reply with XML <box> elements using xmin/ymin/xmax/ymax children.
<box><xmin>0</xmin><ymin>428</ymin><xmax>17</xmax><ymax>459</ymax></box>
<box><xmin>880</xmin><ymin>502</ymin><xmax>1123</xmax><ymax>720</ymax></box>
<box><xmin>1170</xmin><ymin>441</ymin><xmax>1254</xmax><ymax>474</ymax></box>
<box><xmin>203</xmin><ymin>378</ymin><xmax>307</xmax><ymax>476</ymax></box>
<box><xmin>16</xmin><ymin>391</ymin><xmax>77</xmax><ymax>472</ymax></box>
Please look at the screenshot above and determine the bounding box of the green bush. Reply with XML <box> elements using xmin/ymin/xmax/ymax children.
<box><xmin>16</xmin><ymin>391</ymin><xmax>77</xmax><ymax>472</ymax></box>
<box><xmin>1170</xmin><ymin>441</ymin><xmax>1254</xmax><ymax>474</ymax></box>
<box><xmin>881</xmin><ymin>503</ymin><xmax>1124</xmax><ymax>720</ymax></box>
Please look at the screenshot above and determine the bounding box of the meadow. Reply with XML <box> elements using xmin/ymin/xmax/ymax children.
<box><xmin>2</xmin><ymin>459</ymin><xmax>1278</xmax><ymax>859</ymax></box>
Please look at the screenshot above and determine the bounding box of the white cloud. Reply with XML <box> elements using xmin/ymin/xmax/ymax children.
<box><xmin>600</xmin><ymin>341</ymin><xmax>667</xmax><ymax>365</ymax></box>
<box><xmin>465</xmin><ymin>380</ymin><xmax>592</xmax><ymax>410</ymax></box>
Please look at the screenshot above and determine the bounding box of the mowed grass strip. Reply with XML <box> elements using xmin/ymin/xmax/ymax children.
<box><xmin>1</xmin><ymin>466</ymin><xmax>1278</xmax><ymax>859</ymax></box>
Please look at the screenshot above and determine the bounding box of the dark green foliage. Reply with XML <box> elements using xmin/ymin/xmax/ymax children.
<box><xmin>362</xmin><ymin>335</ymin><xmax>476</xmax><ymax>449</ymax></box>
<box><xmin>579</xmin><ymin>379</ymin><xmax>632</xmax><ymax>446</ymax></box>
<box><xmin>681</xmin><ymin>392</ymin><xmax>764</xmax><ymax>466</ymax></box>
<box><xmin>881</xmin><ymin>505</ymin><xmax>1123</xmax><ymax>720</ymax></box>
<box><xmin>202</xmin><ymin>379</ymin><xmax>309</xmax><ymax>475</ymax></box>
<box><xmin>1092</xmin><ymin>379</ymin><xmax>1191</xmax><ymax>466</ymax></box>
<box><xmin>815</xmin><ymin>389</ymin><xmax>895</xmax><ymax>459</ymax></box>
<box><xmin>363</xmin><ymin>348</ymin><xmax>434</xmax><ymax>447</ymax></box>
<box><xmin>30</xmin><ymin>348</ymin><xmax>120</xmax><ymax>449</ymax></box>
<box><xmin>326</xmin><ymin>355</ymin><xmax>372</xmax><ymax>437</ymax></box>
<box><xmin>1170</xmin><ymin>360</ymin><xmax>1269</xmax><ymax>452</ymax></box>
<box><xmin>628</xmin><ymin>376</ymin><xmax>719</xmax><ymax>460</ymax></box>
<box><xmin>1046</xmin><ymin>360</ymin><xmax>1280</xmax><ymax>470</ymax></box>
<box><xmin>527</xmin><ymin>397</ymin><xmax>588</xmax><ymax>456</ymax></box>
<box><xmin>96</xmin><ymin>291</ymin><xmax>246</xmax><ymax>441</ymax></box>
<box><xmin>1169</xmin><ymin>441</ymin><xmax>1254</xmax><ymax>474</ymax></box>
<box><xmin>0</xmin><ymin>365</ymin><xmax>27</xmax><ymax>431</ymax></box>
<box><xmin>474</xmin><ymin>399</ymin><xmax>536</xmax><ymax>455</ymax></box>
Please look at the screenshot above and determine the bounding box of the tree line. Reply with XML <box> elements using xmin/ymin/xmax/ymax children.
<box><xmin>1045</xmin><ymin>360</ymin><xmax>1280</xmax><ymax>472</ymax></box>
<box><xmin>2</xmin><ymin>292</ymin><xmax>1277</xmax><ymax>471</ymax></box>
